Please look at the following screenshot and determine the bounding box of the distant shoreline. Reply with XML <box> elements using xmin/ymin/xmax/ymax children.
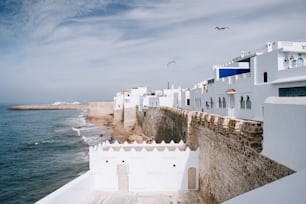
<box><xmin>8</xmin><ymin>104</ymin><xmax>88</xmax><ymax>110</ymax></box>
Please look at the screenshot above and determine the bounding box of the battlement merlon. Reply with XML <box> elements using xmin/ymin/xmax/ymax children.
<box><xmin>89</xmin><ymin>140</ymin><xmax>199</xmax><ymax>152</ymax></box>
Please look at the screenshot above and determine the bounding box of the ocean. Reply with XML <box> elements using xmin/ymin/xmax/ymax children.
<box><xmin>0</xmin><ymin>105</ymin><xmax>104</xmax><ymax>204</ymax></box>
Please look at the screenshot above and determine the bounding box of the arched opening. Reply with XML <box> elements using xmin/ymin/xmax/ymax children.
<box><xmin>222</xmin><ymin>97</ymin><xmax>226</xmax><ymax>108</ymax></box>
<box><xmin>205</xmin><ymin>101</ymin><xmax>209</xmax><ymax>109</ymax></box>
<box><xmin>188</xmin><ymin>167</ymin><xmax>196</xmax><ymax>190</ymax></box>
<box><xmin>218</xmin><ymin>97</ymin><xmax>222</xmax><ymax>108</ymax></box>
<box><xmin>240</xmin><ymin>96</ymin><xmax>245</xmax><ymax>109</ymax></box>
<box><xmin>246</xmin><ymin>96</ymin><xmax>252</xmax><ymax>109</ymax></box>
<box><xmin>210</xmin><ymin>97</ymin><xmax>214</xmax><ymax>109</ymax></box>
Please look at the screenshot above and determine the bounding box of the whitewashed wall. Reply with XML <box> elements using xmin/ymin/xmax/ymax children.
<box><xmin>89</xmin><ymin>141</ymin><xmax>199</xmax><ymax>192</ymax></box>
<box><xmin>263</xmin><ymin>97</ymin><xmax>306</xmax><ymax>171</ymax></box>
<box><xmin>36</xmin><ymin>172</ymin><xmax>95</xmax><ymax>204</ymax></box>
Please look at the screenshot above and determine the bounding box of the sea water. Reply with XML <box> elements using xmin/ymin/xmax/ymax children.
<box><xmin>0</xmin><ymin>105</ymin><xmax>103</xmax><ymax>204</ymax></box>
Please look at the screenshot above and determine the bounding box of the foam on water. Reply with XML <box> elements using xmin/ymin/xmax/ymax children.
<box><xmin>0</xmin><ymin>106</ymin><xmax>90</xmax><ymax>204</ymax></box>
<box><xmin>70</xmin><ymin>112</ymin><xmax>112</xmax><ymax>146</ymax></box>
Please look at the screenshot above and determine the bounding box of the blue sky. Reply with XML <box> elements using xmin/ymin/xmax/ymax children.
<box><xmin>0</xmin><ymin>0</ymin><xmax>305</xmax><ymax>104</ymax></box>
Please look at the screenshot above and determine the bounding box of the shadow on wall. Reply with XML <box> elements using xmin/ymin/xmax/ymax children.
<box><xmin>139</xmin><ymin>107</ymin><xmax>188</xmax><ymax>143</ymax></box>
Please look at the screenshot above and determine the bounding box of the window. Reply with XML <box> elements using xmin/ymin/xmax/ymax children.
<box><xmin>218</xmin><ymin>97</ymin><xmax>222</xmax><ymax>108</ymax></box>
<box><xmin>206</xmin><ymin>101</ymin><xmax>209</xmax><ymax>109</ymax></box>
<box><xmin>279</xmin><ymin>86</ymin><xmax>306</xmax><ymax>97</ymax></box>
<box><xmin>246</xmin><ymin>96</ymin><xmax>251</xmax><ymax>109</ymax></box>
<box><xmin>187</xmin><ymin>99</ymin><xmax>190</xmax><ymax>106</ymax></box>
<box><xmin>240</xmin><ymin>96</ymin><xmax>245</xmax><ymax>109</ymax></box>
<box><xmin>222</xmin><ymin>97</ymin><xmax>226</xmax><ymax>108</ymax></box>
<box><xmin>210</xmin><ymin>97</ymin><xmax>214</xmax><ymax>109</ymax></box>
<box><xmin>263</xmin><ymin>72</ymin><xmax>268</xmax><ymax>83</ymax></box>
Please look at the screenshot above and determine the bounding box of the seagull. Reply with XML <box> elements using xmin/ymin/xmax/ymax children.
<box><xmin>167</xmin><ymin>60</ymin><xmax>176</xmax><ymax>67</ymax></box>
<box><xmin>215</xmin><ymin>26</ymin><xmax>229</xmax><ymax>30</ymax></box>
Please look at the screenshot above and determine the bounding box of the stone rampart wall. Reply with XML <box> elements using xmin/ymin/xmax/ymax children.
<box><xmin>138</xmin><ymin>107</ymin><xmax>188</xmax><ymax>143</ymax></box>
<box><xmin>114</xmin><ymin>109</ymin><xmax>123</xmax><ymax>122</ymax></box>
<box><xmin>136</xmin><ymin>107</ymin><xmax>294</xmax><ymax>203</ymax></box>
<box><xmin>124</xmin><ymin>107</ymin><xmax>137</xmax><ymax>129</ymax></box>
<box><xmin>87</xmin><ymin>102</ymin><xmax>114</xmax><ymax>118</ymax></box>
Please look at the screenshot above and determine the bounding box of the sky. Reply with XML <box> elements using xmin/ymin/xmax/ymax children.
<box><xmin>0</xmin><ymin>0</ymin><xmax>306</xmax><ymax>104</ymax></box>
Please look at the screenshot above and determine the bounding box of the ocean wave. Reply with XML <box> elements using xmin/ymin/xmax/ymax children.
<box><xmin>70</xmin><ymin>152</ymin><xmax>89</xmax><ymax>164</ymax></box>
<box><xmin>26</xmin><ymin>140</ymin><xmax>57</xmax><ymax>146</ymax></box>
<box><xmin>81</xmin><ymin>134</ymin><xmax>111</xmax><ymax>146</ymax></box>
<box><xmin>65</xmin><ymin>117</ymin><xmax>87</xmax><ymax>126</ymax></box>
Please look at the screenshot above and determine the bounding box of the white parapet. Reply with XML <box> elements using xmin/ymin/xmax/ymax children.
<box><xmin>35</xmin><ymin>171</ymin><xmax>96</xmax><ymax>204</ymax></box>
<box><xmin>263</xmin><ymin>97</ymin><xmax>306</xmax><ymax>171</ymax></box>
<box><xmin>36</xmin><ymin>140</ymin><xmax>199</xmax><ymax>203</ymax></box>
<box><xmin>89</xmin><ymin>140</ymin><xmax>199</xmax><ymax>192</ymax></box>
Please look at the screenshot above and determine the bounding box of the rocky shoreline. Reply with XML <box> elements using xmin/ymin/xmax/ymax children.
<box><xmin>9</xmin><ymin>102</ymin><xmax>152</xmax><ymax>144</ymax></box>
<box><xmin>87</xmin><ymin>114</ymin><xmax>153</xmax><ymax>144</ymax></box>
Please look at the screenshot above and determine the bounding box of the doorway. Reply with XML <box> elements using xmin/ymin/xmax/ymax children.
<box><xmin>117</xmin><ymin>164</ymin><xmax>129</xmax><ymax>192</ymax></box>
<box><xmin>188</xmin><ymin>167</ymin><xmax>196</xmax><ymax>190</ymax></box>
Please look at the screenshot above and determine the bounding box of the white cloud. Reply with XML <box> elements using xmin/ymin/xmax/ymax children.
<box><xmin>0</xmin><ymin>0</ymin><xmax>305</xmax><ymax>103</ymax></box>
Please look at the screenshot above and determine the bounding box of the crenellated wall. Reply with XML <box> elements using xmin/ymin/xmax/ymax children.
<box><xmin>188</xmin><ymin>111</ymin><xmax>263</xmax><ymax>153</ymax></box>
<box><xmin>136</xmin><ymin>107</ymin><xmax>294</xmax><ymax>203</ymax></box>
<box><xmin>89</xmin><ymin>140</ymin><xmax>199</xmax><ymax>192</ymax></box>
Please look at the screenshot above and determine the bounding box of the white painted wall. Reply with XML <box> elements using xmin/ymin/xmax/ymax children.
<box><xmin>180</xmin><ymin>89</ymin><xmax>191</xmax><ymax>110</ymax></box>
<box><xmin>262</xmin><ymin>97</ymin><xmax>306</xmax><ymax>171</ymax></box>
<box><xmin>224</xmin><ymin>169</ymin><xmax>306</xmax><ymax>204</ymax></box>
<box><xmin>114</xmin><ymin>92</ymin><xmax>124</xmax><ymax>110</ymax></box>
<box><xmin>35</xmin><ymin>172</ymin><xmax>96</xmax><ymax>204</ymax></box>
<box><xmin>89</xmin><ymin>141</ymin><xmax>199</xmax><ymax>192</ymax></box>
<box><xmin>131</xmin><ymin>87</ymin><xmax>148</xmax><ymax>96</ymax></box>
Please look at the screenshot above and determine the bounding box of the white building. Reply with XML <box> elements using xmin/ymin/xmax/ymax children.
<box><xmin>159</xmin><ymin>85</ymin><xmax>181</xmax><ymax>108</ymax></box>
<box><xmin>186</xmin><ymin>41</ymin><xmax>306</xmax><ymax>121</ymax></box>
<box><xmin>113</xmin><ymin>85</ymin><xmax>183</xmax><ymax>128</ymax></box>
<box><xmin>114</xmin><ymin>85</ymin><xmax>182</xmax><ymax>116</ymax></box>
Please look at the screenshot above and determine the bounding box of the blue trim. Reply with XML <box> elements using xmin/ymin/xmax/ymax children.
<box><xmin>219</xmin><ymin>68</ymin><xmax>250</xmax><ymax>78</ymax></box>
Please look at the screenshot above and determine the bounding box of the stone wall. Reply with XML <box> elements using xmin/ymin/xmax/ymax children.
<box><xmin>138</xmin><ymin>107</ymin><xmax>188</xmax><ymax>143</ymax></box>
<box><xmin>87</xmin><ymin>102</ymin><xmax>114</xmax><ymax>118</ymax></box>
<box><xmin>190</xmin><ymin>112</ymin><xmax>293</xmax><ymax>203</ymax></box>
<box><xmin>136</xmin><ymin>107</ymin><xmax>294</xmax><ymax>203</ymax></box>
<box><xmin>114</xmin><ymin>109</ymin><xmax>123</xmax><ymax>122</ymax></box>
<box><xmin>124</xmin><ymin>106</ymin><xmax>137</xmax><ymax>129</ymax></box>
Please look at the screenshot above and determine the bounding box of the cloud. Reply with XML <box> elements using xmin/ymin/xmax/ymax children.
<box><xmin>0</xmin><ymin>0</ymin><xmax>305</xmax><ymax>103</ymax></box>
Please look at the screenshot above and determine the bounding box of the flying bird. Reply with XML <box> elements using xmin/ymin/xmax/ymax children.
<box><xmin>167</xmin><ymin>60</ymin><xmax>176</xmax><ymax>67</ymax></box>
<box><xmin>215</xmin><ymin>26</ymin><xmax>229</xmax><ymax>30</ymax></box>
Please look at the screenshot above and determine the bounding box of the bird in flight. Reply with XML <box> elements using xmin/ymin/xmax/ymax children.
<box><xmin>167</xmin><ymin>60</ymin><xmax>176</xmax><ymax>67</ymax></box>
<box><xmin>215</xmin><ymin>26</ymin><xmax>229</xmax><ymax>30</ymax></box>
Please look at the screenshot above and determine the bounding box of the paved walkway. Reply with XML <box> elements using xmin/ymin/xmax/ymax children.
<box><xmin>85</xmin><ymin>191</ymin><xmax>205</xmax><ymax>204</ymax></box>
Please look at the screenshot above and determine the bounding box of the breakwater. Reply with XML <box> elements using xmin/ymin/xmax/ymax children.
<box><xmin>9</xmin><ymin>104</ymin><xmax>88</xmax><ymax>110</ymax></box>
<box><xmin>137</xmin><ymin>107</ymin><xmax>294</xmax><ymax>203</ymax></box>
